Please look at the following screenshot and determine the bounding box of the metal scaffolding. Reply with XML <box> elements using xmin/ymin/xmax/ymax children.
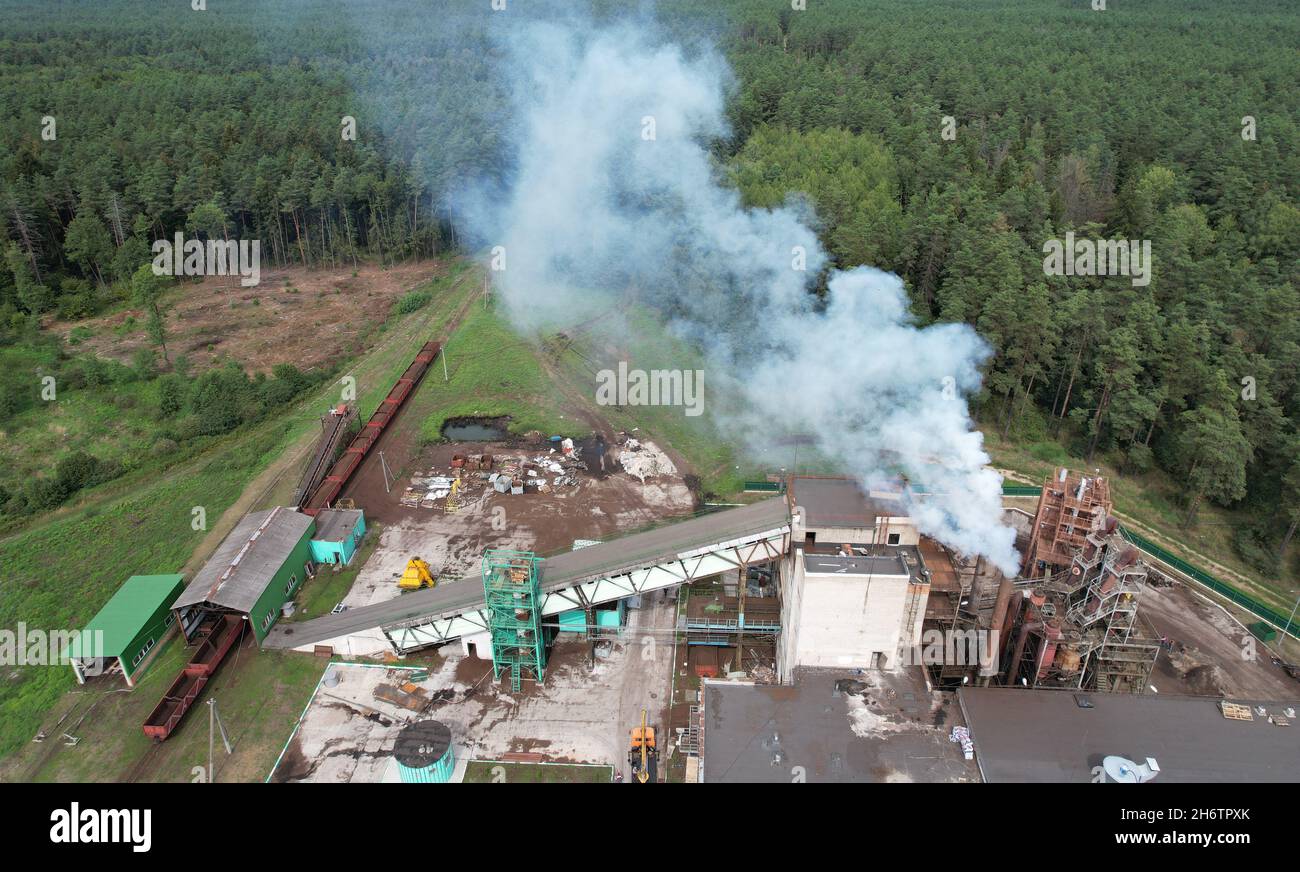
<box><xmin>1023</xmin><ymin>468</ymin><xmax>1112</xmax><ymax>579</ymax></box>
<box><xmin>482</xmin><ymin>549</ymin><xmax>546</xmax><ymax>692</ymax></box>
<box><xmin>1009</xmin><ymin>523</ymin><xmax>1160</xmax><ymax>694</ymax></box>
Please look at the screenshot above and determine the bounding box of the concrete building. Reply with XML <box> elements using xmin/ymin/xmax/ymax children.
<box><xmin>172</xmin><ymin>507</ymin><xmax>316</xmax><ymax>646</ymax></box>
<box><xmin>309</xmin><ymin>508</ymin><xmax>366</xmax><ymax>566</ymax></box>
<box><xmin>779</xmin><ymin>477</ymin><xmax>930</xmax><ymax>675</ymax></box>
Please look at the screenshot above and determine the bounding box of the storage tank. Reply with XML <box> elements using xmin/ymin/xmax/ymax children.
<box><xmin>393</xmin><ymin>720</ymin><xmax>455</xmax><ymax>783</ymax></box>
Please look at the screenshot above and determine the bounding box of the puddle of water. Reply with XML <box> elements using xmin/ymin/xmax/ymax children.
<box><xmin>441</xmin><ymin>417</ymin><xmax>510</xmax><ymax>441</ymax></box>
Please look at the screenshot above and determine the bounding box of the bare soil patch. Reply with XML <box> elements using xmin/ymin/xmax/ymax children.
<box><xmin>1140</xmin><ymin>581</ymin><xmax>1299</xmax><ymax>700</ymax></box>
<box><xmin>55</xmin><ymin>261</ymin><xmax>447</xmax><ymax>374</ymax></box>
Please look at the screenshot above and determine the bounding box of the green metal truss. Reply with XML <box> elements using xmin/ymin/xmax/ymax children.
<box><xmin>482</xmin><ymin>549</ymin><xmax>546</xmax><ymax>692</ymax></box>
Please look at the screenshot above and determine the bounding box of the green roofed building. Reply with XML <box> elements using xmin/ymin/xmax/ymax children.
<box><xmin>65</xmin><ymin>574</ymin><xmax>186</xmax><ymax>687</ymax></box>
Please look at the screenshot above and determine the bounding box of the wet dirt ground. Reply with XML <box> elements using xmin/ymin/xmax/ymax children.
<box><xmin>272</xmin><ymin>594</ymin><xmax>678</xmax><ymax>782</ymax></box>
<box><xmin>338</xmin><ymin>437</ymin><xmax>695</xmax><ymax>612</ymax></box>
<box><xmin>1140</xmin><ymin>581</ymin><xmax>1299</xmax><ymax>699</ymax></box>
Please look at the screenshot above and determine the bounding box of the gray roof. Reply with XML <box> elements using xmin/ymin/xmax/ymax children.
<box><xmin>959</xmin><ymin>687</ymin><xmax>1300</xmax><ymax>783</ymax></box>
<box><xmin>701</xmin><ymin>669</ymin><xmax>974</xmax><ymax>783</ymax></box>
<box><xmin>802</xmin><ymin>551</ymin><xmax>912</xmax><ymax>577</ymax></box>
<box><xmin>789</xmin><ymin>476</ymin><xmax>905</xmax><ymax>529</ymax></box>
<box><xmin>313</xmin><ymin>508</ymin><xmax>363</xmax><ymax>543</ymax></box>
<box><xmin>173</xmin><ymin>508</ymin><xmax>314</xmax><ymax>613</ymax></box>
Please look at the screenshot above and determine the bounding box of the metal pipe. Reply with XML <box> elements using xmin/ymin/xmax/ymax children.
<box><xmin>981</xmin><ymin>575</ymin><xmax>1015</xmax><ymax>679</ymax></box>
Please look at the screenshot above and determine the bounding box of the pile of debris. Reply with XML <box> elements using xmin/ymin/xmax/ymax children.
<box><xmin>401</xmin><ymin>454</ymin><xmax>494</xmax><ymax>510</ymax></box>
<box><xmin>487</xmin><ymin>443</ymin><xmax>588</xmax><ymax>496</ymax></box>
<box><xmin>949</xmin><ymin>725</ymin><xmax>975</xmax><ymax>760</ymax></box>
<box><xmin>399</xmin><ymin>443</ymin><xmax>594</xmax><ymax>509</ymax></box>
<box><xmin>374</xmin><ymin>680</ymin><xmax>431</xmax><ymax>713</ymax></box>
<box><xmin>618</xmin><ymin>437</ymin><xmax>676</xmax><ymax>482</ymax></box>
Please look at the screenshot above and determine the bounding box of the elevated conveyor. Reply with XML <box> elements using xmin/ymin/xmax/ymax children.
<box><xmin>265</xmin><ymin>498</ymin><xmax>790</xmax><ymax>654</ymax></box>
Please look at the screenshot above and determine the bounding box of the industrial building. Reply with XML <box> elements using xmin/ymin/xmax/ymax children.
<box><xmin>309</xmin><ymin>508</ymin><xmax>367</xmax><ymax>566</ymax></box>
<box><xmin>172</xmin><ymin>507</ymin><xmax>316</xmax><ymax>646</ymax></box>
<box><xmin>779</xmin><ymin>477</ymin><xmax>931</xmax><ymax>675</ymax></box>
<box><xmin>268</xmin><ymin>470</ymin><xmax>1165</xmax><ymax>700</ymax></box>
<box><xmin>960</xmin><ymin>687</ymin><xmax>1300</xmax><ymax>782</ymax></box>
<box><xmin>906</xmin><ymin>468</ymin><xmax>1160</xmax><ymax>694</ymax></box>
<box><xmin>65</xmin><ymin>574</ymin><xmax>186</xmax><ymax>687</ymax></box>
<box><xmin>1001</xmin><ymin>514</ymin><xmax>1161</xmax><ymax>693</ymax></box>
<box><xmin>273</xmin><ymin>477</ymin><xmax>948</xmax><ymax>684</ymax></box>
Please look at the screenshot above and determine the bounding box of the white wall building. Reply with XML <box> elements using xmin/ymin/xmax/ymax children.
<box><xmin>778</xmin><ymin>477</ymin><xmax>931</xmax><ymax>678</ymax></box>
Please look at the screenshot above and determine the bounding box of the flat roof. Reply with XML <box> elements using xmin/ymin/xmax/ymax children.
<box><xmin>174</xmin><ymin>508</ymin><xmax>314</xmax><ymax>613</ymax></box>
<box><xmin>959</xmin><ymin>687</ymin><xmax>1300</xmax><ymax>783</ymax></box>
<box><xmin>313</xmin><ymin>508</ymin><xmax>363</xmax><ymax>543</ymax></box>
<box><xmin>802</xmin><ymin>551</ymin><xmax>911</xmax><ymax>577</ymax></box>
<box><xmin>701</xmin><ymin>669</ymin><xmax>974</xmax><ymax>783</ymax></box>
<box><xmin>66</xmin><ymin>574</ymin><xmax>185</xmax><ymax>658</ymax></box>
<box><xmin>788</xmin><ymin>476</ymin><xmax>905</xmax><ymax>529</ymax></box>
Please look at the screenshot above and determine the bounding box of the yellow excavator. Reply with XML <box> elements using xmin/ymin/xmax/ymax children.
<box><xmin>628</xmin><ymin>708</ymin><xmax>657</xmax><ymax>783</ymax></box>
<box><xmin>397</xmin><ymin>557</ymin><xmax>436</xmax><ymax>591</ymax></box>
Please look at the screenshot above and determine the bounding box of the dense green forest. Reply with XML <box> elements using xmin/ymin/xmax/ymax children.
<box><xmin>1</xmin><ymin>0</ymin><xmax>1297</xmax><ymax>569</ymax></box>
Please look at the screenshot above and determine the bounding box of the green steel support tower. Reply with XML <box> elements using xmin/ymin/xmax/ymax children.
<box><xmin>482</xmin><ymin>549</ymin><xmax>546</xmax><ymax>692</ymax></box>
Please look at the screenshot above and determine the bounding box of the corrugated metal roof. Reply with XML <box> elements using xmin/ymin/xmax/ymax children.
<box><xmin>173</xmin><ymin>508</ymin><xmax>314</xmax><ymax>613</ymax></box>
<box><xmin>66</xmin><ymin>574</ymin><xmax>185</xmax><ymax>658</ymax></box>
<box><xmin>312</xmin><ymin>508</ymin><xmax>362</xmax><ymax>543</ymax></box>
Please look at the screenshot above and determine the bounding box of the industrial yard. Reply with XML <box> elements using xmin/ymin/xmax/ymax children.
<box><xmin>9</xmin><ymin>290</ymin><xmax>1299</xmax><ymax>787</ymax></box>
<box><xmin>3</xmin><ymin>0</ymin><xmax>1297</xmax><ymax>808</ymax></box>
<box><xmin>13</xmin><ymin>386</ymin><xmax>1299</xmax><ymax>785</ymax></box>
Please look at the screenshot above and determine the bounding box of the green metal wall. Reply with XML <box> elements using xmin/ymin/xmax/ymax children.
<box><xmin>309</xmin><ymin>513</ymin><xmax>366</xmax><ymax>565</ymax></box>
<box><xmin>121</xmin><ymin>585</ymin><xmax>184</xmax><ymax>681</ymax></box>
<box><xmin>248</xmin><ymin>527</ymin><xmax>317</xmax><ymax>645</ymax></box>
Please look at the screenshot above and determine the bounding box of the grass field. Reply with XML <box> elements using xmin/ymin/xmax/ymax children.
<box><xmin>6</xmin><ymin>643</ymin><xmax>325</xmax><ymax>783</ymax></box>
<box><xmin>463</xmin><ymin>761</ymin><xmax>613</xmax><ymax>783</ymax></box>
<box><xmin>415</xmin><ymin>301</ymin><xmax>578</xmax><ymax>442</ymax></box>
<box><xmin>0</xmin><ymin>259</ymin><xmax>478</xmax><ymax>764</ymax></box>
<box><xmin>0</xmin><ymin>354</ymin><xmax>162</xmax><ymax>497</ymax></box>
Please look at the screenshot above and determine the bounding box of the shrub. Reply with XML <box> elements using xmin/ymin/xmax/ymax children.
<box><xmin>395</xmin><ymin>289</ymin><xmax>432</xmax><ymax>314</ymax></box>
<box><xmin>158</xmin><ymin>374</ymin><xmax>187</xmax><ymax>417</ymax></box>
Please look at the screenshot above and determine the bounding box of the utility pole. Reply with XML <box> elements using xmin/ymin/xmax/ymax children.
<box><xmin>442</xmin><ymin>347</ymin><xmax>449</xmax><ymax>382</ymax></box>
<box><xmin>379</xmin><ymin>450</ymin><xmax>393</xmax><ymax>494</ymax></box>
<box><xmin>1282</xmin><ymin>592</ymin><xmax>1300</xmax><ymax>641</ymax></box>
<box><xmin>207</xmin><ymin>698</ymin><xmax>233</xmax><ymax>783</ymax></box>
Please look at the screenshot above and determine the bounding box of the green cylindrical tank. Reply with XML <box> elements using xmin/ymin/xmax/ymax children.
<box><xmin>393</xmin><ymin>720</ymin><xmax>455</xmax><ymax>783</ymax></box>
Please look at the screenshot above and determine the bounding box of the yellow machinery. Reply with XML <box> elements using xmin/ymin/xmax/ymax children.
<box><xmin>397</xmin><ymin>557</ymin><xmax>436</xmax><ymax>591</ymax></box>
<box><xmin>628</xmin><ymin>708</ymin><xmax>657</xmax><ymax>783</ymax></box>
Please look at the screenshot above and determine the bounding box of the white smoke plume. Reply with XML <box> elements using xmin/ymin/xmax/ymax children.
<box><xmin>454</xmin><ymin>12</ymin><xmax>1020</xmax><ymax>574</ymax></box>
